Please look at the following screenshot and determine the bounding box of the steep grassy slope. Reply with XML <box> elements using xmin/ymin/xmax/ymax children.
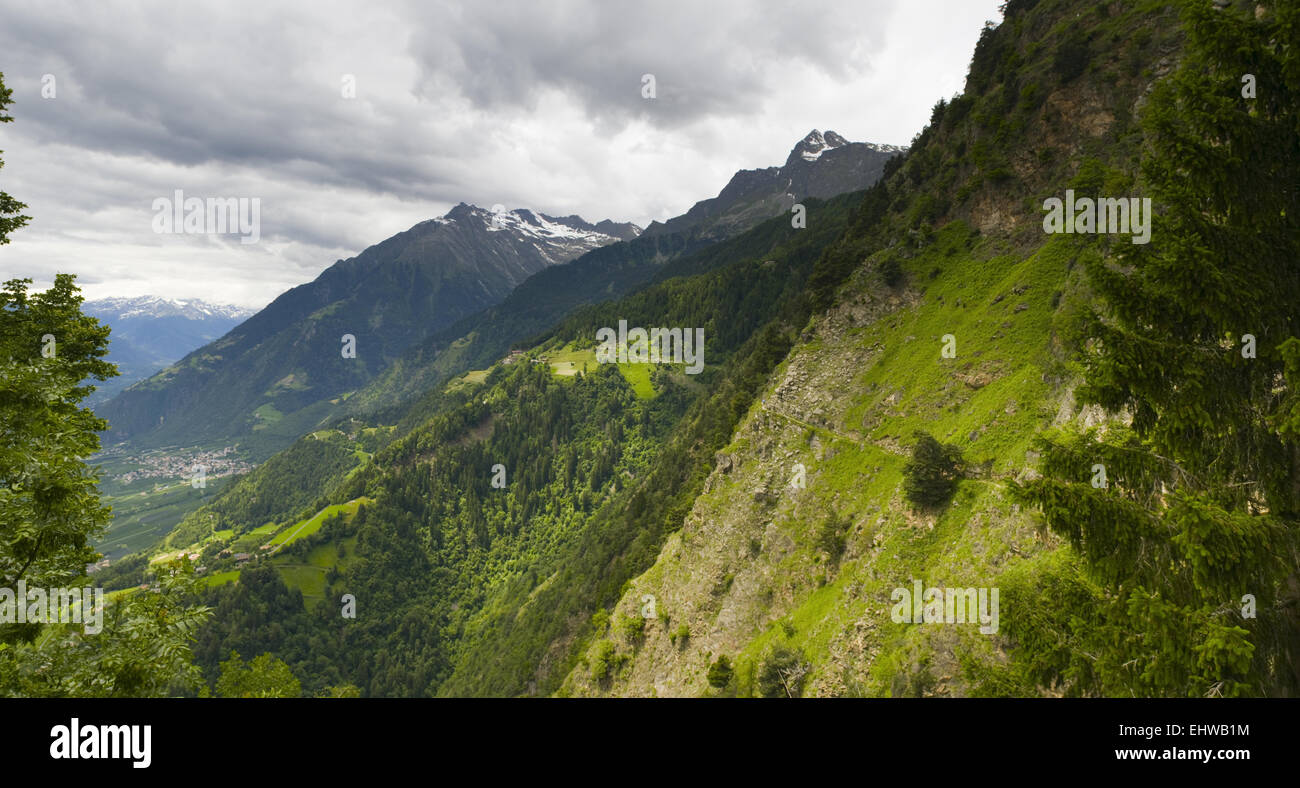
<box><xmin>563</xmin><ymin>227</ymin><xmax>1082</xmax><ymax>697</ymax></box>
<box><xmin>559</xmin><ymin>0</ymin><xmax>1191</xmax><ymax>696</ymax></box>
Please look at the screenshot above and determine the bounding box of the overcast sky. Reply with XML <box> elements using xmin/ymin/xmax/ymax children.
<box><xmin>0</xmin><ymin>0</ymin><xmax>1003</xmax><ymax>309</ymax></box>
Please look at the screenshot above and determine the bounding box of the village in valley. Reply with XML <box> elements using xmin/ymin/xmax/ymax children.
<box><xmin>100</xmin><ymin>444</ymin><xmax>252</xmax><ymax>487</ymax></box>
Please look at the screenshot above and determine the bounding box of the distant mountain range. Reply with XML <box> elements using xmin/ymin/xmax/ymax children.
<box><xmin>96</xmin><ymin>129</ymin><xmax>903</xmax><ymax>455</ymax></box>
<box><xmin>84</xmin><ymin>297</ymin><xmax>254</xmax><ymax>405</ymax></box>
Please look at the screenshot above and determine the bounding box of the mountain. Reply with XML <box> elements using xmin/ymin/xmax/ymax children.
<box><xmin>96</xmin><ymin>204</ymin><xmax>638</xmax><ymax>454</ymax></box>
<box><xmin>101</xmin><ymin>0</ymin><xmax>1293</xmax><ymax>701</ymax></box>
<box><xmin>90</xmin><ymin>127</ymin><xmax>906</xmax><ymax>584</ymax></box>
<box><xmin>83</xmin><ymin>297</ymin><xmax>254</xmax><ymax>405</ymax></box>
<box><xmin>339</xmin><ymin>131</ymin><xmax>906</xmax><ymax>422</ymax></box>
<box><xmin>641</xmin><ymin>129</ymin><xmax>904</xmax><ymax>240</ymax></box>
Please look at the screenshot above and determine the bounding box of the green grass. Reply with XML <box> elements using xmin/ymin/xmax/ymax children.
<box><xmin>446</xmin><ymin>368</ymin><xmax>490</xmax><ymax>393</ymax></box>
<box><xmin>754</xmin><ymin>228</ymin><xmax>1071</xmax><ymax>694</ymax></box>
<box><xmin>95</xmin><ymin>478</ymin><xmax>230</xmax><ymax>562</ymax></box>
<box><xmin>572</xmin><ymin>221</ymin><xmax>1084</xmax><ymax>697</ymax></box>
<box><xmin>546</xmin><ymin>345</ymin><xmax>594</xmax><ymax>376</ymax></box>
<box><xmin>274</xmin><ymin>537</ymin><xmax>359</xmax><ymax>606</ymax></box>
<box><xmin>269</xmin><ymin>498</ymin><xmax>370</xmax><ymax>548</ymax></box>
<box><xmin>544</xmin><ymin>343</ymin><xmax>656</xmax><ymax>399</ymax></box>
<box><xmin>251</xmin><ymin>402</ymin><xmax>284</xmax><ymax>429</ymax></box>
<box><xmin>836</xmin><ymin>224</ymin><xmax>1064</xmax><ymax>466</ymax></box>
<box><xmin>305</xmin><ymin>536</ymin><xmax>356</xmax><ymax>568</ymax></box>
<box><xmin>203</xmin><ymin>523</ymin><xmax>363</xmax><ymax>607</ymax></box>
<box><xmin>276</xmin><ymin>564</ymin><xmax>327</xmax><ymax>600</ymax></box>
<box><xmin>203</xmin><ymin>569</ymin><xmax>241</xmax><ymax>589</ymax></box>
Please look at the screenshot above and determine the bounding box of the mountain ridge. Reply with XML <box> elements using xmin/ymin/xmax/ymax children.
<box><xmin>86</xmin><ymin>296</ymin><xmax>255</xmax><ymax>322</ymax></box>
<box><xmin>642</xmin><ymin>129</ymin><xmax>905</xmax><ymax>240</ymax></box>
<box><xmin>96</xmin><ymin>202</ymin><xmax>635</xmax><ymax>454</ymax></box>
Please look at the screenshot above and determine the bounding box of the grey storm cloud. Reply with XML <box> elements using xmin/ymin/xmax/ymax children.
<box><xmin>0</xmin><ymin>0</ymin><xmax>1003</xmax><ymax>307</ymax></box>
<box><xmin>4</xmin><ymin>0</ymin><xmax>895</xmax><ymax>177</ymax></box>
<box><xmin>1</xmin><ymin>4</ymin><xmax>453</xmax><ymax>199</ymax></box>
<box><xmin>406</xmin><ymin>0</ymin><xmax>895</xmax><ymax>128</ymax></box>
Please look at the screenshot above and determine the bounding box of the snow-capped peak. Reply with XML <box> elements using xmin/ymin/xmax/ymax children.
<box><xmin>797</xmin><ymin>129</ymin><xmax>849</xmax><ymax>161</ymax></box>
<box><xmin>863</xmin><ymin>141</ymin><xmax>908</xmax><ymax>153</ymax></box>
<box><xmin>790</xmin><ymin>129</ymin><xmax>908</xmax><ymax>162</ymax></box>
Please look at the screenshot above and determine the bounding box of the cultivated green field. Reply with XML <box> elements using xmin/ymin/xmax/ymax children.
<box><xmin>95</xmin><ymin>478</ymin><xmax>231</xmax><ymax>561</ymax></box>
<box><xmin>203</xmin><ymin>502</ymin><xmax>368</xmax><ymax>604</ymax></box>
<box><xmin>544</xmin><ymin>344</ymin><xmax>656</xmax><ymax>398</ymax></box>
<box><xmin>203</xmin><ymin>569</ymin><xmax>241</xmax><ymax>589</ymax></box>
<box><xmin>446</xmin><ymin>368</ymin><xmax>490</xmax><ymax>393</ymax></box>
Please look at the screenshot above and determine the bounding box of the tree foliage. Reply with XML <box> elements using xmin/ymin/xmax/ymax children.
<box><xmin>902</xmin><ymin>431</ymin><xmax>965</xmax><ymax>509</ymax></box>
<box><xmin>756</xmin><ymin>645</ymin><xmax>810</xmax><ymax>698</ymax></box>
<box><xmin>0</xmin><ymin>81</ymin><xmax>209</xmax><ymax>696</ymax></box>
<box><xmin>1011</xmin><ymin>0</ymin><xmax>1300</xmax><ymax>697</ymax></box>
<box><xmin>0</xmin><ymin>72</ymin><xmax>31</xmax><ymax>244</ymax></box>
<box><xmin>1</xmin><ymin>562</ymin><xmax>211</xmax><ymax>697</ymax></box>
<box><xmin>212</xmin><ymin>650</ymin><xmax>302</xmax><ymax>698</ymax></box>
<box><xmin>1</xmin><ymin>276</ymin><xmax>115</xmax><ymax>593</ymax></box>
<box><xmin>707</xmin><ymin>655</ymin><xmax>733</xmax><ymax>689</ymax></box>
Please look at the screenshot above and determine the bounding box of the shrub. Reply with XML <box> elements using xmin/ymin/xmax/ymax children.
<box><xmin>1017</xmin><ymin>82</ymin><xmax>1044</xmax><ymax>113</ymax></box>
<box><xmin>943</xmin><ymin>94</ymin><xmax>975</xmax><ymax>130</ymax></box>
<box><xmin>620</xmin><ymin>614</ymin><xmax>646</xmax><ymax>644</ymax></box>
<box><xmin>1053</xmin><ymin>33</ymin><xmax>1090</xmax><ymax>83</ymax></box>
<box><xmin>590</xmin><ymin>640</ymin><xmax>616</xmax><ymax>681</ymax></box>
<box><xmin>813</xmin><ymin>511</ymin><xmax>851</xmax><ymax>562</ymax></box>
<box><xmin>881</xmin><ymin>257</ymin><xmax>904</xmax><ymax>288</ymax></box>
<box><xmin>757</xmin><ymin>646</ymin><xmax>810</xmax><ymax>698</ymax></box>
<box><xmin>707</xmin><ymin>656</ymin><xmax>734</xmax><ymax>689</ymax></box>
<box><xmin>902</xmin><ymin>431</ymin><xmax>965</xmax><ymax>509</ymax></box>
<box><xmin>590</xmin><ymin>607</ymin><xmax>610</xmax><ymax>635</ymax></box>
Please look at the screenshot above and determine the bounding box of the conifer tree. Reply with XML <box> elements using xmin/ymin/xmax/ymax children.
<box><xmin>1012</xmin><ymin>0</ymin><xmax>1300</xmax><ymax>697</ymax></box>
<box><xmin>903</xmin><ymin>431</ymin><xmax>964</xmax><ymax>509</ymax></box>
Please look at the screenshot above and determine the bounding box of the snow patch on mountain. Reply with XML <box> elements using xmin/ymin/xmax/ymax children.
<box><xmin>797</xmin><ymin>129</ymin><xmax>843</xmax><ymax>161</ymax></box>
<box><xmin>441</xmin><ymin>203</ymin><xmax>641</xmax><ymax>245</ymax></box>
<box><xmin>85</xmin><ymin>296</ymin><xmax>255</xmax><ymax>321</ymax></box>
